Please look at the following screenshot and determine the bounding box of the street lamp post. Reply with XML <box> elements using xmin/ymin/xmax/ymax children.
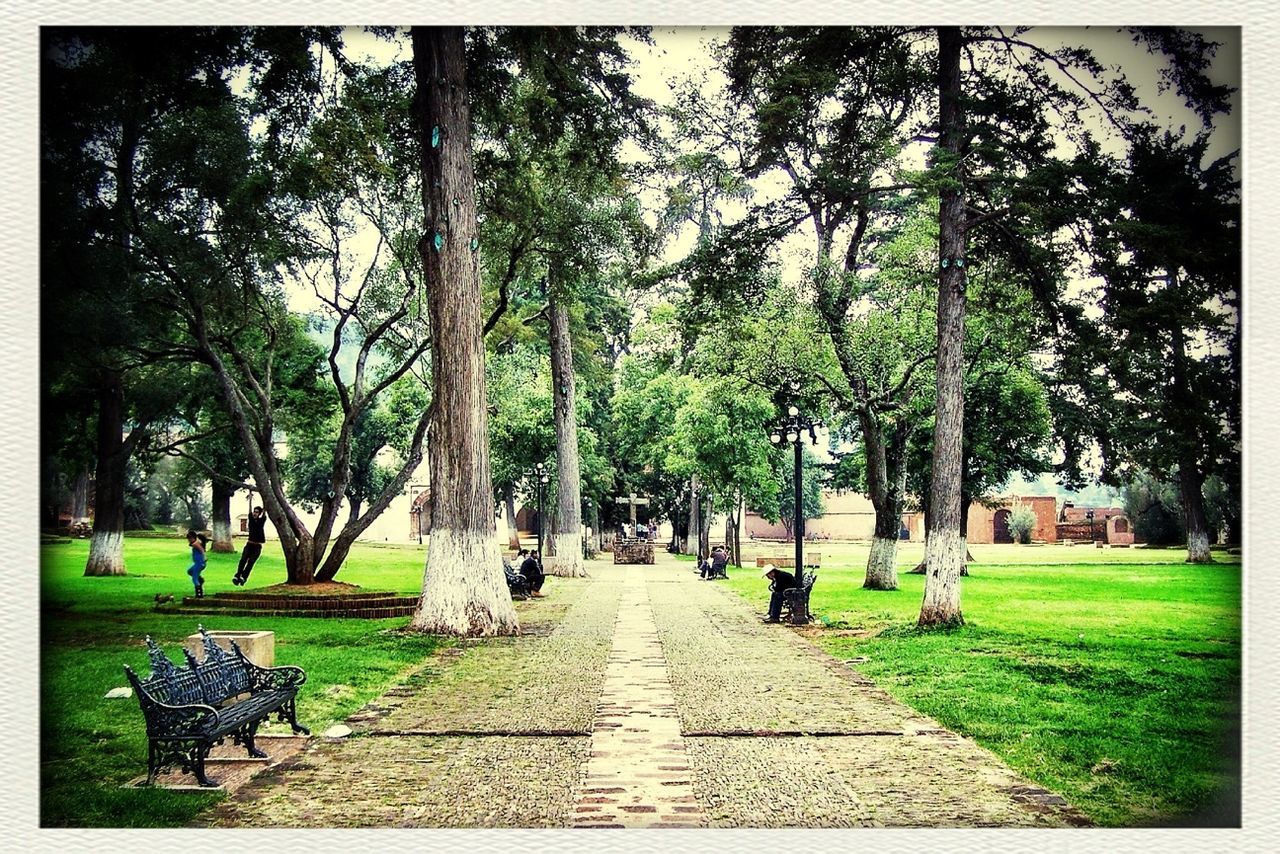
<box><xmin>767</xmin><ymin>381</ymin><xmax>821</xmax><ymax>594</ymax></box>
<box><xmin>531</xmin><ymin>462</ymin><xmax>549</xmax><ymax>560</ymax></box>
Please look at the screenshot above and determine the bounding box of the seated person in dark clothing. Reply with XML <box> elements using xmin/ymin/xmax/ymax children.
<box><xmin>697</xmin><ymin>553</ymin><xmax>712</xmax><ymax>578</ymax></box>
<box><xmin>761</xmin><ymin>563</ymin><xmax>796</xmax><ymax>623</ymax></box>
<box><xmin>519</xmin><ymin>549</ymin><xmax>546</xmax><ymax>598</ymax></box>
<box><xmin>710</xmin><ymin>546</ymin><xmax>729</xmax><ymax>579</ymax></box>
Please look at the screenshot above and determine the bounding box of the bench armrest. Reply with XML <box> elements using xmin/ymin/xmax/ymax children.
<box><xmin>139</xmin><ymin>697</ymin><xmax>219</xmax><ymax>735</ymax></box>
<box><xmin>244</xmin><ymin>661</ymin><xmax>308</xmax><ymax>692</ymax></box>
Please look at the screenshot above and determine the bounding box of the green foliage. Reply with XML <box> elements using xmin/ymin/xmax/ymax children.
<box><xmin>1122</xmin><ymin>469</ymin><xmax>1187</xmax><ymax>546</ymax></box>
<box><xmin>769</xmin><ymin>445</ymin><xmax>825</xmax><ymax>536</ymax></box>
<box><xmin>1007</xmin><ymin>503</ymin><xmax>1037</xmax><ymax>544</ymax></box>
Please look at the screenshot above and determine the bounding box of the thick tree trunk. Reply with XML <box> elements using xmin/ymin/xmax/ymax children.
<box><xmin>1179</xmin><ymin>461</ymin><xmax>1214</xmax><ymax>563</ymax></box>
<box><xmin>71</xmin><ymin>466</ymin><xmax>90</xmax><ymax>521</ymax></box>
<box><xmin>408</xmin><ymin>26</ymin><xmax>517</xmax><ymax>636</ymax></box>
<box><xmin>861</xmin><ymin>410</ymin><xmax>903</xmax><ymax>590</ymax></box>
<box><xmin>865</xmin><ymin>510</ymin><xmax>901</xmax><ymax>591</ymax></box>
<box><xmin>210</xmin><ymin>480</ymin><xmax>235</xmax><ymax>553</ymax></box>
<box><xmin>548</xmin><ymin>294</ymin><xmax>587</xmax><ymax>577</ymax></box>
<box><xmin>920</xmin><ymin>25</ymin><xmax>967</xmax><ymax>628</ymax></box>
<box><xmin>504</xmin><ymin>492</ymin><xmax>521</xmax><ymax>551</ymax></box>
<box><xmin>85</xmin><ymin>375</ymin><xmax>129</xmax><ymax>576</ymax></box>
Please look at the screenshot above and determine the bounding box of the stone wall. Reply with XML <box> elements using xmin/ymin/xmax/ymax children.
<box><xmin>613</xmin><ymin>539</ymin><xmax>655</xmax><ymax>565</ymax></box>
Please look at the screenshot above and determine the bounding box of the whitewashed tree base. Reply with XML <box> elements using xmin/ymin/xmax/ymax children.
<box><xmin>84</xmin><ymin>530</ymin><xmax>126</xmax><ymax>576</ymax></box>
<box><xmin>919</xmin><ymin>528</ymin><xmax>966</xmax><ymax>626</ymax></box>
<box><xmin>1186</xmin><ymin>530</ymin><xmax>1213</xmax><ymax>563</ymax></box>
<box><xmin>550</xmin><ymin>533</ymin><xmax>588</xmax><ymax>577</ymax></box>
<box><xmin>410</xmin><ymin>529</ymin><xmax>519</xmax><ymax>636</ymax></box>
<box><xmin>863</xmin><ymin>536</ymin><xmax>899</xmax><ymax>590</ymax></box>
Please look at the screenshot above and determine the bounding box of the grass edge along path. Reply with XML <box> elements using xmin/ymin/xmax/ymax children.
<box><xmin>720</xmin><ymin>546</ymin><xmax>1241</xmax><ymax>827</ymax></box>
<box><xmin>40</xmin><ymin>537</ymin><xmax>560</xmax><ymax>827</ymax></box>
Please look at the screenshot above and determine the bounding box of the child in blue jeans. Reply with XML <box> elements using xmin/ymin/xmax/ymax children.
<box><xmin>186</xmin><ymin>530</ymin><xmax>209</xmax><ymax>597</ymax></box>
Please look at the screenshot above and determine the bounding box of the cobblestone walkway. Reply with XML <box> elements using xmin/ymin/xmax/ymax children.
<box><xmin>570</xmin><ymin>563</ymin><xmax>705</xmax><ymax>828</ymax></box>
<box><xmin>198</xmin><ymin>553</ymin><xmax>1090</xmax><ymax>829</ymax></box>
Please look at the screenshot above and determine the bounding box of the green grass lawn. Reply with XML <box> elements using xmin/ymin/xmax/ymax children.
<box><xmin>43</xmin><ymin>536</ymin><xmax>1241</xmax><ymax>828</ymax></box>
<box><xmin>40</xmin><ymin>535</ymin><xmax>445</xmax><ymax>827</ymax></box>
<box><xmin>724</xmin><ymin>542</ymin><xmax>1242</xmax><ymax>827</ymax></box>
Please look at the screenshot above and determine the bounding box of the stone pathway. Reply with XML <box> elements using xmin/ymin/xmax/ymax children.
<box><xmin>570</xmin><ymin>564</ymin><xmax>705</xmax><ymax>828</ymax></box>
<box><xmin>198</xmin><ymin>552</ymin><xmax>1090</xmax><ymax>829</ymax></box>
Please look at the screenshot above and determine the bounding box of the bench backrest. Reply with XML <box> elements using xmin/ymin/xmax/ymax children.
<box><xmin>126</xmin><ymin>630</ymin><xmax>252</xmax><ymax>710</ymax></box>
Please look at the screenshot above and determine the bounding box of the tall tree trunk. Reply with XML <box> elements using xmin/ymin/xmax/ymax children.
<box><xmin>84</xmin><ymin>374</ymin><xmax>129</xmax><ymax>576</ymax></box>
<box><xmin>71</xmin><ymin>466</ymin><xmax>90</xmax><ymax>520</ymax></box>
<box><xmin>1166</xmin><ymin>292</ymin><xmax>1214</xmax><ymax>563</ymax></box>
<box><xmin>548</xmin><ymin>294</ymin><xmax>587</xmax><ymax>577</ymax></box>
<box><xmin>408</xmin><ymin>26</ymin><xmax>517</xmax><ymax>636</ymax></box>
<box><xmin>688</xmin><ymin>474</ymin><xmax>701</xmax><ymax>555</ymax></box>
<box><xmin>504</xmin><ymin>492</ymin><xmax>521</xmax><ymax>551</ymax></box>
<box><xmin>700</xmin><ymin>496</ymin><xmax>714</xmax><ymax>556</ymax></box>
<box><xmin>732</xmin><ymin>491</ymin><xmax>743</xmax><ymax>567</ymax></box>
<box><xmin>920</xmin><ymin>25</ymin><xmax>967</xmax><ymax>628</ymax></box>
<box><xmin>210</xmin><ymin>480</ymin><xmax>235</xmax><ymax>552</ymax></box>
<box><xmin>184</xmin><ymin>489</ymin><xmax>207</xmax><ymax>530</ymax></box>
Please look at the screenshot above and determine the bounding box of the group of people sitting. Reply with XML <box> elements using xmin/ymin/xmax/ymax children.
<box><xmin>696</xmin><ymin>545</ymin><xmax>729</xmax><ymax>580</ymax></box>
<box><xmin>503</xmin><ymin>548</ymin><xmax>547</xmax><ymax>599</ymax></box>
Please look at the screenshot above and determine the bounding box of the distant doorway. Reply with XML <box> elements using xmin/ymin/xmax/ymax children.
<box><xmin>993</xmin><ymin>509</ymin><xmax>1013</xmax><ymax>544</ymax></box>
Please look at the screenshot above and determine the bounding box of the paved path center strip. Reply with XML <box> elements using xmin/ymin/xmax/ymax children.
<box><xmin>570</xmin><ymin>563</ymin><xmax>707</xmax><ymax>829</ymax></box>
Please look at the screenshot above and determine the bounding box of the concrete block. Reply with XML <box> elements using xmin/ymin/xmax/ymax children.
<box><xmin>185</xmin><ymin>630</ymin><xmax>275</xmax><ymax>667</ymax></box>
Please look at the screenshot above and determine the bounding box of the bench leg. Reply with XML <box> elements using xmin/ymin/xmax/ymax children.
<box><xmin>193</xmin><ymin>743</ymin><xmax>217</xmax><ymax>787</ymax></box>
<box><xmin>237</xmin><ymin>720</ymin><xmax>268</xmax><ymax>759</ymax></box>
<box><xmin>146</xmin><ymin>741</ymin><xmax>160</xmax><ymax>786</ymax></box>
<box><xmin>282</xmin><ymin>698</ymin><xmax>310</xmax><ymax>736</ymax></box>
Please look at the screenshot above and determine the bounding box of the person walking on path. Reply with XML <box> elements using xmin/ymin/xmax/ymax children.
<box><xmin>186</xmin><ymin>530</ymin><xmax>209</xmax><ymax>598</ymax></box>
<box><xmin>520</xmin><ymin>549</ymin><xmax>547</xmax><ymax>598</ymax></box>
<box><xmin>234</xmin><ymin>506</ymin><xmax>268</xmax><ymax>586</ymax></box>
<box><xmin>761</xmin><ymin>562</ymin><xmax>796</xmax><ymax>623</ymax></box>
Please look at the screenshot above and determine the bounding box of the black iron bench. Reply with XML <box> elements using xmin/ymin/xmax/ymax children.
<box><xmin>123</xmin><ymin>626</ymin><xmax>310</xmax><ymax>787</ymax></box>
<box><xmin>781</xmin><ymin>572</ymin><xmax>818</xmax><ymax>624</ymax></box>
<box><xmin>504</xmin><ymin>561</ymin><xmax>531</xmax><ymax>599</ymax></box>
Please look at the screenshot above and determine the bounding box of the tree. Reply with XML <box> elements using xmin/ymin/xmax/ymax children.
<box><xmin>406</xmin><ymin>26</ymin><xmax>517</xmax><ymax>636</ymax></box>
<box><xmin>919</xmin><ymin>25</ymin><xmax>970</xmax><ymax>626</ymax></box>
<box><xmin>468</xmin><ymin>28</ymin><xmax>652</xmax><ymax>576</ymax></box>
<box><xmin>665</xmin><ymin>377</ymin><xmax>779</xmax><ymax>566</ymax></box>
<box><xmin>917</xmin><ymin>26</ymin><xmax>1236</xmax><ymax>620</ymax></box>
<box><xmin>487</xmin><ymin>347</ymin><xmax>557</xmax><ymax>550</ymax></box>
<box><xmin>771</xmin><ymin>445</ymin><xmax>825</xmax><ymax>544</ymax></box>
<box><xmin>1077</xmin><ymin>129</ymin><xmax>1239</xmax><ymax>562</ymax></box>
<box><xmin>41</xmin><ymin>27</ymin><xmax>245</xmax><ymax>575</ymax></box>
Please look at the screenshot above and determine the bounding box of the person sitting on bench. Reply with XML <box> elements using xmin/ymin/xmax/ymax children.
<box><xmin>710</xmin><ymin>546</ymin><xmax>729</xmax><ymax>578</ymax></box>
<box><xmin>761</xmin><ymin>563</ymin><xmax>796</xmax><ymax>623</ymax></box>
<box><xmin>520</xmin><ymin>549</ymin><xmax>547</xmax><ymax>598</ymax></box>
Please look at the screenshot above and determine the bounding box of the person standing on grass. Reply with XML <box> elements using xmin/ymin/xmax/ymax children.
<box><xmin>187</xmin><ymin>530</ymin><xmax>209</xmax><ymax>598</ymax></box>
<box><xmin>520</xmin><ymin>549</ymin><xmax>547</xmax><ymax>598</ymax></box>
<box><xmin>761</xmin><ymin>563</ymin><xmax>796</xmax><ymax>623</ymax></box>
<box><xmin>234</xmin><ymin>505</ymin><xmax>268</xmax><ymax>586</ymax></box>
